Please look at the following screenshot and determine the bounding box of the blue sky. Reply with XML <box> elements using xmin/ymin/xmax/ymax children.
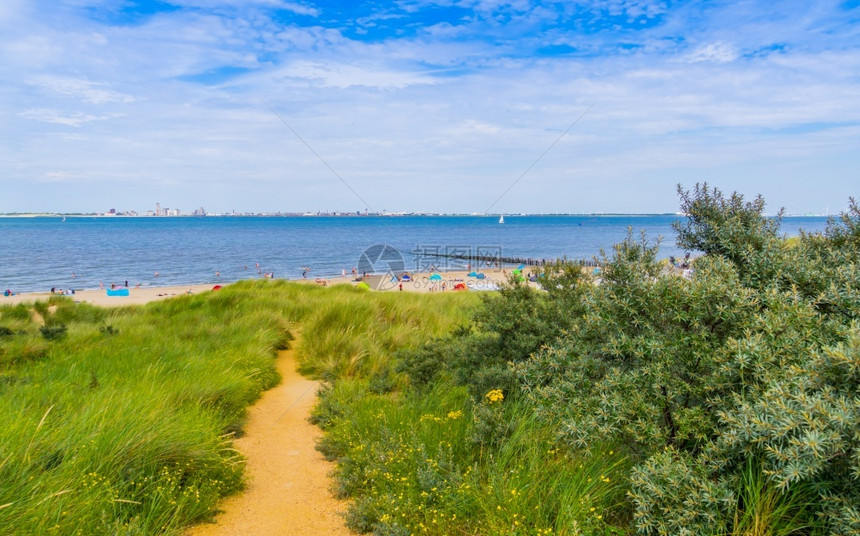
<box><xmin>1</xmin><ymin>0</ymin><xmax>858</xmax><ymax>214</ymax></box>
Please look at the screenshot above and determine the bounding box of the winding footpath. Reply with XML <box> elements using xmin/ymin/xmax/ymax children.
<box><xmin>187</xmin><ymin>343</ymin><xmax>352</xmax><ymax>536</ymax></box>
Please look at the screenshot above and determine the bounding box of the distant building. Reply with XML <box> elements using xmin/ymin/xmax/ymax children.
<box><xmin>155</xmin><ymin>202</ymin><xmax>161</xmax><ymax>216</ymax></box>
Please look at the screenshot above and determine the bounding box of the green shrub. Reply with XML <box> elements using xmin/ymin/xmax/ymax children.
<box><xmin>39</xmin><ymin>324</ymin><xmax>67</xmax><ymax>340</ymax></box>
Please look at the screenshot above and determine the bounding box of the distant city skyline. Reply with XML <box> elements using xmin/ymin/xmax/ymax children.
<box><xmin>1</xmin><ymin>1</ymin><xmax>857</xmax><ymax>215</ymax></box>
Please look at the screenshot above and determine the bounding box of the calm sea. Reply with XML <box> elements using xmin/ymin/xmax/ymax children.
<box><xmin>0</xmin><ymin>215</ymin><xmax>829</xmax><ymax>293</ymax></box>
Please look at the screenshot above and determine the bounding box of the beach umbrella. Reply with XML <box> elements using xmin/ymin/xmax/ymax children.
<box><xmin>429</xmin><ymin>273</ymin><xmax>442</xmax><ymax>281</ymax></box>
<box><xmin>357</xmin><ymin>282</ymin><xmax>370</xmax><ymax>290</ymax></box>
<box><xmin>468</xmin><ymin>271</ymin><xmax>478</xmax><ymax>277</ymax></box>
<box><xmin>476</xmin><ymin>273</ymin><xmax>486</xmax><ymax>280</ymax></box>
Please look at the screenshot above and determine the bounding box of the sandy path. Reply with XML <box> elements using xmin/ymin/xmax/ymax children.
<box><xmin>187</xmin><ymin>343</ymin><xmax>352</xmax><ymax>536</ymax></box>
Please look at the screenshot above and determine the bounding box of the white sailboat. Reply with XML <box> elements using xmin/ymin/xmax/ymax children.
<box><xmin>499</xmin><ymin>214</ymin><xmax>504</xmax><ymax>224</ymax></box>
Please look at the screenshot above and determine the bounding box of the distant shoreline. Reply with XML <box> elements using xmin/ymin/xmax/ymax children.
<box><xmin>0</xmin><ymin>212</ymin><xmax>829</xmax><ymax>218</ymax></box>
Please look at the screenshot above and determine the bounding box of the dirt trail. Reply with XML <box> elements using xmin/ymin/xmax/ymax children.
<box><xmin>187</xmin><ymin>343</ymin><xmax>352</xmax><ymax>536</ymax></box>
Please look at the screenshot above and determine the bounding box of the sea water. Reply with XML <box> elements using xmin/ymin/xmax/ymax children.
<box><xmin>0</xmin><ymin>215</ymin><xmax>829</xmax><ymax>293</ymax></box>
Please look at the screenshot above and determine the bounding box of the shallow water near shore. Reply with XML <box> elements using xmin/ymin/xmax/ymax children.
<box><xmin>0</xmin><ymin>214</ymin><xmax>828</xmax><ymax>293</ymax></box>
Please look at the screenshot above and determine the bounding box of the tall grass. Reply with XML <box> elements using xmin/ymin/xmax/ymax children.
<box><xmin>0</xmin><ymin>284</ymin><xmax>294</xmax><ymax>534</ymax></box>
<box><xmin>312</xmin><ymin>379</ymin><xmax>479</xmax><ymax>534</ymax></box>
<box><xmin>296</xmin><ymin>287</ymin><xmax>476</xmax><ymax>381</ymax></box>
<box><xmin>0</xmin><ymin>280</ymin><xmax>479</xmax><ymax>534</ymax></box>
<box><xmin>472</xmin><ymin>400</ymin><xmax>630</xmax><ymax>536</ymax></box>
<box><xmin>312</xmin><ymin>376</ymin><xmax>632</xmax><ymax>536</ymax></box>
<box><xmin>727</xmin><ymin>458</ymin><xmax>823</xmax><ymax>536</ymax></box>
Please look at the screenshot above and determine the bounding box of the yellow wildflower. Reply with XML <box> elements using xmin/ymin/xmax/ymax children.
<box><xmin>485</xmin><ymin>389</ymin><xmax>504</xmax><ymax>404</ymax></box>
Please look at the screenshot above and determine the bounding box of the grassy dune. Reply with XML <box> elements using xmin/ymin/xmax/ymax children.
<box><xmin>0</xmin><ymin>282</ymin><xmax>476</xmax><ymax>535</ymax></box>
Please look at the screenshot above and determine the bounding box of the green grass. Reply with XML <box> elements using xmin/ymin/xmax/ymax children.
<box><xmin>312</xmin><ymin>376</ymin><xmax>632</xmax><ymax>536</ymax></box>
<box><xmin>727</xmin><ymin>458</ymin><xmax>823</xmax><ymax>536</ymax></box>
<box><xmin>313</xmin><ymin>378</ymin><xmax>485</xmax><ymax>534</ymax></box>
<box><xmin>472</xmin><ymin>404</ymin><xmax>630</xmax><ymax>536</ymax></box>
<box><xmin>296</xmin><ymin>287</ymin><xmax>475</xmax><ymax>380</ymax></box>
<box><xmin>0</xmin><ymin>281</ymin><xmax>476</xmax><ymax>535</ymax></box>
<box><xmin>0</xmin><ymin>285</ymin><xmax>285</xmax><ymax>534</ymax></box>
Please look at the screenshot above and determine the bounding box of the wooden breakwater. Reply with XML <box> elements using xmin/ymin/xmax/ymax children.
<box><xmin>424</xmin><ymin>252</ymin><xmax>600</xmax><ymax>268</ymax></box>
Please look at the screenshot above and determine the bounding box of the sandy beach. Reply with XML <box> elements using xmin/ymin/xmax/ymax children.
<box><xmin>1</xmin><ymin>283</ymin><xmax>220</xmax><ymax>307</ymax></box>
<box><xmin>1</xmin><ymin>268</ymin><xmax>525</xmax><ymax>307</ymax></box>
<box><xmin>303</xmin><ymin>267</ymin><xmax>515</xmax><ymax>292</ymax></box>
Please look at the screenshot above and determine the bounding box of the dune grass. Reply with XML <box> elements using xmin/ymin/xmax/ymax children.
<box><xmin>0</xmin><ymin>280</ymin><xmax>476</xmax><ymax>535</ymax></box>
<box><xmin>312</xmin><ymin>375</ymin><xmax>631</xmax><ymax>536</ymax></box>
<box><xmin>295</xmin><ymin>287</ymin><xmax>474</xmax><ymax>381</ymax></box>
<box><xmin>0</xmin><ymin>287</ymin><xmax>286</xmax><ymax>534</ymax></box>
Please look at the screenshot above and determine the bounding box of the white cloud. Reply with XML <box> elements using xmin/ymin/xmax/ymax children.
<box><xmin>19</xmin><ymin>108</ymin><xmax>117</xmax><ymax>126</ymax></box>
<box><xmin>279</xmin><ymin>1</ymin><xmax>320</xmax><ymax>17</ymax></box>
<box><xmin>26</xmin><ymin>75</ymin><xmax>136</xmax><ymax>105</ymax></box>
<box><xmin>40</xmin><ymin>170</ymin><xmax>78</xmax><ymax>183</ymax></box>
<box><xmin>167</xmin><ymin>0</ymin><xmax>319</xmax><ymax>16</ymax></box>
<box><xmin>276</xmin><ymin>61</ymin><xmax>441</xmax><ymax>89</ymax></box>
<box><xmin>682</xmin><ymin>41</ymin><xmax>738</xmax><ymax>63</ymax></box>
